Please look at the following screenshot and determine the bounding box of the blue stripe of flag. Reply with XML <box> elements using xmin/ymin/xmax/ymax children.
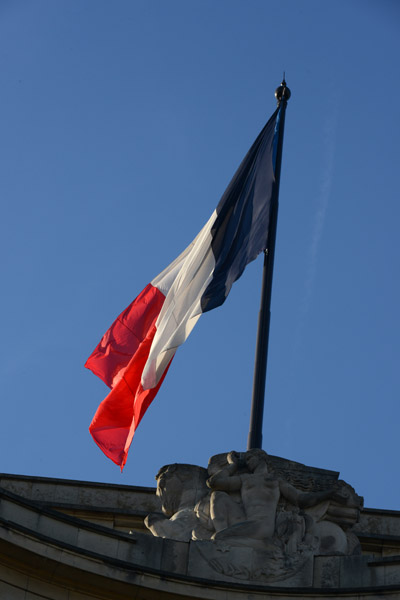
<box><xmin>201</xmin><ymin>107</ymin><xmax>280</xmax><ymax>313</ymax></box>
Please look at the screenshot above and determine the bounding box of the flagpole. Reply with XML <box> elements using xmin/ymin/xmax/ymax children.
<box><xmin>247</xmin><ymin>79</ymin><xmax>291</xmax><ymax>450</ymax></box>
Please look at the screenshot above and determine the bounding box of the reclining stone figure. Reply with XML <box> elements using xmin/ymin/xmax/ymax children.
<box><xmin>206</xmin><ymin>449</ymin><xmax>361</xmax><ymax>554</ymax></box>
<box><xmin>144</xmin><ymin>463</ymin><xmax>208</xmax><ymax>542</ymax></box>
<box><xmin>145</xmin><ymin>450</ymin><xmax>362</xmax><ymax>557</ymax></box>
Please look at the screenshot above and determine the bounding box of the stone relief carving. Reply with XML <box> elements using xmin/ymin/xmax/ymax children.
<box><xmin>144</xmin><ymin>463</ymin><xmax>209</xmax><ymax>542</ymax></box>
<box><xmin>145</xmin><ymin>450</ymin><xmax>363</xmax><ymax>584</ymax></box>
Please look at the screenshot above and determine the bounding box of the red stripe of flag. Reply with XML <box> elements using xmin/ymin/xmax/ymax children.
<box><xmin>86</xmin><ymin>283</ymin><xmax>170</xmax><ymax>469</ymax></box>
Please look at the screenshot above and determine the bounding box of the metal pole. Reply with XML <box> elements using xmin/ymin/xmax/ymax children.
<box><xmin>247</xmin><ymin>79</ymin><xmax>291</xmax><ymax>450</ymax></box>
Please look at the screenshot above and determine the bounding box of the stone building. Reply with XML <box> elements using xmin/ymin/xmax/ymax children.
<box><xmin>0</xmin><ymin>452</ymin><xmax>399</xmax><ymax>599</ymax></box>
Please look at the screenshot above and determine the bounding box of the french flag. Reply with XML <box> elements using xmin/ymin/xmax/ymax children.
<box><xmin>86</xmin><ymin>107</ymin><xmax>280</xmax><ymax>469</ymax></box>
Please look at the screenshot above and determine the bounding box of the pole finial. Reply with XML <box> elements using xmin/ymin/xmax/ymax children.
<box><xmin>275</xmin><ymin>75</ymin><xmax>291</xmax><ymax>105</ymax></box>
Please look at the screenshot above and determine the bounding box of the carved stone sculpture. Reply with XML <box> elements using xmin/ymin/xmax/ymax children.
<box><xmin>145</xmin><ymin>450</ymin><xmax>363</xmax><ymax>584</ymax></box>
<box><xmin>144</xmin><ymin>463</ymin><xmax>208</xmax><ymax>541</ymax></box>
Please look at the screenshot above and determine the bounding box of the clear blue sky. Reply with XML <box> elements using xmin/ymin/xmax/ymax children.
<box><xmin>1</xmin><ymin>0</ymin><xmax>399</xmax><ymax>510</ymax></box>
